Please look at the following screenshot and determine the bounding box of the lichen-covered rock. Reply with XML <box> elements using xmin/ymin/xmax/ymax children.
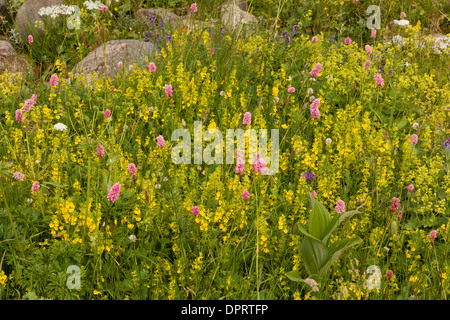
<box><xmin>221</xmin><ymin>1</ymin><xmax>257</xmax><ymax>31</ymax></box>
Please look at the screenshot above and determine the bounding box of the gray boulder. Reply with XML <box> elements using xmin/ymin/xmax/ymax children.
<box><xmin>71</xmin><ymin>39</ymin><xmax>158</xmax><ymax>80</ymax></box>
<box><xmin>15</xmin><ymin>0</ymin><xmax>64</xmax><ymax>41</ymax></box>
<box><xmin>0</xmin><ymin>40</ymin><xmax>31</xmax><ymax>76</ymax></box>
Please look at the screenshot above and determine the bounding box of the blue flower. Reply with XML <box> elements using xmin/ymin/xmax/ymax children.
<box><xmin>443</xmin><ymin>137</ymin><xmax>450</xmax><ymax>149</ymax></box>
<box><xmin>302</xmin><ymin>171</ymin><xmax>316</xmax><ymax>181</ymax></box>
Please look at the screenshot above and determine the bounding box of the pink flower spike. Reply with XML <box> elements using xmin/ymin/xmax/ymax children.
<box><xmin>397</xmin><ymin>211</ymin><xmax>403</xmax><ymax>220</ymax></box>
<box><xmin>235</xmin><ymin>156</ymin><xmax>245</xmax><ymax>174</ymax></box>
<box><xmin>104</xmin><ymin>109</ymin><xmax>111</xmax><ymax>119</ymax></box>
<box><xmin>243</xmin><ymin>112</ymin><xmax>252</xmax><ymax>125</ymax></box>
<box><xmin>374</xmin><ymin>73</ymin><xmax>384</xmax><ymax>87</ymax></box>
<box><xmin>128</xmin><ymin>163</ymin><xmax>137</xmax><ymax>175</ymax></box>
<box><xmin>310</xmin><ymin>107</ymin><xmax>321</xmax><ymax>119</ymax></box>
<box><xmin>12</xmin><ymin>172</ymin><xmax>25</xmax><ymax>181</ymax></box>
<box><xmin>251</xmin><ymin>153</ymin><xmax>267</xmax><ymax>174</ymax></box>
<box><xmin>15</xmin><ymin>109</ymin><xmax>23</xmax><ymax>122</ymax></box>
<box><xmin>311</xmin><ymin>190</ymin><xmax>317</xmax><ymax>198</ymax></box>
<box><xmin>408</xmin><ymin>184</ymin><xmax>414</xmax><ymax>192</ymax></box>
<box><xmin>191</xmin><ymin>206</ymin><xmax>200</xmax><ymax>216</ymax></box>
<box><xmin>28</xmin><ymin>35</ymin><xmax>33</xmax><ymax>44</ymax></box>
<box><xmin>429</xmin><ymin>230</ymin><xmax>437</xmax><ymax>240</ymax></box>
<box><xmin>344</xmin><ymin>37</ymin><xmax>352</xmax><ymax>45</ymax></box>
<box><xmin>310</xmin><ymin>63</ymin><xmax>322</xmax><ymax>78</ymax></box>
<box><xmin>386</xmin><ymin>270</ymin><xmax>394</xmax><ymax>281</ymax></box>
<box><xmin>335</xmin><ymin>199</ymin><xmax>346</xmax><ymax>213</ymax></box>
<box><xmin>148</xmin><ymin>62</ymin><xmax>156</xmax><ymax>73</ymax></box>
<box><xmin>390</xmin><ymin>197</ymin><xmax>400</xmax><ymax>212</ymax></box>
<box><xmin>287</xmin><ymin>86</ymin><xmax>295</xmax><ymax>94</ymax></box>
<box><xmin>365</xmin><ymin>44</ymin><xmax>372</xmax><ymax>55</ymax></box>
<box><xmin>411</xmin><ymin>134</ymin><xmax>418</xmax><ymax>144</ymax></box>
<box><xmin>190</xmin><ymin>3</ymin><xmax>197</xmax><ymax>13</ymax></box>
<box><xmin>241</xmin><ymin>189</ymin><xmax>250</xmax><ymax>200</ymax></box>
<box><xmin>209</xmin><ymin>48</ymin><xmax>215</xmax><ymax>55</ymax></box>
<box><xmin>371</xmin><ymin>28</ymin><xmax>377</xmax><ymax>39</ymax></box>
<box><xmin>400</xmin><ymin>12</ymin><xmax>407</xmax><ymax>19</ymax></box>
<box><xmin>164</xmin><ymin>84</ymin><xmax>173</xmax><ymax>98</ymax></box>
<box><xmin>157</xmin><ymin>135</ymin><xmax>166</xmax><ymax>148</ymax></box>
<box><xmin>107</xmin><ymin>182</ymin><xmax>121</xmax><ymax>203</ymax></box>
<box><xmin>32</xmin><ymin>181</ymin><xmax>40</xmax><ymax>194</ymax></box>
<box><xmin>50</xmin><ymin>74</ymin><xmax>58</xmax><ymax>86</ymax></box>
<box><xmin>101</xmin><ymin>5</ymin><xmax>108</xmax><ymax>12</ymax></box>
<box><xmin>311</xmin><ymin>36</ymin><xmax>318</xmax><ymax>43</ymax></box>
<box><xmin>235</xmin><ymin>148</ymin><xmax>244</xmax><ymax>159</ymax></box>
<box><xmin>96</xmin><ymin>144</ymin><xmax>105</xmax><ymax>158</ymax></box>
<box><xmin>364</xmin><ymin>60</ymin><xmax>372</xmax><ymax>70</ymax></box>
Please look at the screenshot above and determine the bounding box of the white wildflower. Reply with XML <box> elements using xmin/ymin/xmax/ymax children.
<box><xmin>128</xmin><ymin>234</ymin><xmax>137</xmax><ymax>242</ymax></box>
<box><xmin>53</xmin><ymin>123</ymin><xmax>68</xmax><ymax>131</ymax></box>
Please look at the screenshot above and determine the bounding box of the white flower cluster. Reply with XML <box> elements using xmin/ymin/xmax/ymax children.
<box><xmin>393</xmin><ymin>19</ymin><xmax>410</xmax><ymax>27</ymax></box>
<box><xmin>83</xmin><ymin>0</ymin><xmax>105</xmax><ymax>10</ymax></box>
<box><xmin>38</xmin><ymin>5</ymin><xmax>78</xmax><ymax>18</ymax></box>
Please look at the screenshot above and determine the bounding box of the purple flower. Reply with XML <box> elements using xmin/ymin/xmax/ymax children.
<box><xmin>443</xmin><ymin>137</ymin><xmax>450</xmax><ymax>149</ymax></box>
<box><xmin>330</xmin><ymin>34</ymin><xmax>336</xmax><ymax>42</ymax></box>
<box><xmin>302</xmin><ymin>171</ymin><xmax>316</xmax><ymax>181</ymax></box>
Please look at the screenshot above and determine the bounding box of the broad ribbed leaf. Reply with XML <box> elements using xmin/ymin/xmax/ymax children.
<box><xmin>298</xmin><ymin>224</ymin><xmax>322</xmax><ymax>242</ymax></box>
<box><xmin>308</xmin><ymin>198</ymin><xmax>331</xmax><ymax>240</ymax></box>
<box><xmin>300</xmin><ymin>236</ymin><xmax>329</xmax><ymax>276</ymax></box>
<box><xmin>319</xmin><ymin>237</ymin><xmax>362</xmax><ymax>275</ymax></box>
<box><xmin>322</xmin><ymin>210</ymin><xmax>359</xmax><ymax>245</ymax></box>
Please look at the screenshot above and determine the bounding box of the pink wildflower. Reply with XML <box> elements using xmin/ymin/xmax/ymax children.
<box><xmin>190</xmin><ymin>3</ymin><xmax>197</xmax><ymax>13</ymax></box>
<box><xmin>15</xmin><ymin>109</ymin><xmax>23</xmax><ymax>122</ymax></box>
<box><xmin>104</xmin><ymin>109</ymin><xmax>111</xmax><ymax>119</ymax></box>
<box><xmin>371</xmin><ymin>28</ymin><xmax>377</xmax><ymax>39</ymax></box>
<box><xmin>164</xmin><ymin>84</ymin><xmax>173</xmax><ymax>98</ymax></box>
<box><xmin>390</xmin><ymin>197</ymin><xmax>400</xmax><ymax>212</ymax></box>
<box><xmin>235</xmin><ymin>148</ymin><xmax>244</xmax><ymax>159</ymax></box>
<box><xmin>49</xmin><ymin>74</ymin><xmax>58</xmax><ymax>86</ymax></box>
<box><xmin>287</xmin><ymin>86</ymin><xmax>295</xmax><ymax>94</ymax></box>
<box><xmin>32</xmin><ymin>181</ymin><xmax>40</xmax><ymax>194</ymax></box>
<box><xmin>365</xmin><ymin>44</ymin><xmax>372</xmax><ymax>55</ymax></box>
<box><xmin>157</xmin><ymin>135</ymin><xmax>166</xmax><ymax>148</ymax></box>
<box><xmin>101</xmin><ymin>5</ymin><xmax>108</xmax><ymax>12</ymax></box>
<box><xmin>191</xmin><ymin>206</ymin><xmax>200</xmax><ymax>216</ymax></box>
<box><xmin>374</xmin><ymin>73</ymin><xmax>384</xmax><ymax>87</ymax></box>
<box><xmin>310</xmin><ymin>107</ymin><xmax>321</xmax><ymax>119</ymax></box>
<box><xmin>243</xmin><ymin>112</ymin><xmax>252</xmax><ymax>125</ymax></box>
<box><xmin>148</xmin><ymin>62</ymin><xmax>156</xmax><ymax>73</ymax></box>
<box><xmin>400</xmin><ymin>12</ymin><xmax>407</xmax><ymax>19</ymax></box>
<box><xmin>310</xmin><ymin>63</ymin><xmax>322</xmax><ymax>78</ymax></box>
<box><xmin>235</xmin><ymin>156</ymin><xmax>245</xmax><ymax>174</ymax></box>
<box><xmin>386</xmin><ymin>270</ymin><xmax>394</xmax><ymax>281</ymax></box>
<box><xmin>12</xmin><ymin>172</ymin><xmax>25</xmax><ymax>181</ymax></box>
<box><xmin>364</xmin><ymin>60</ymin><xmax>372</xmax><ymax>70</ymax></box>
<box><xmin>128</xmin><ymin>163</ymin><xmax>137</xmax><ymax>175</ymax></box>
<box><xmin>28</xmin><ymin>35</ymin><xmax>33</xmax><ymax>44</ymax></box>
<box><xmin>107</xmin><ymin>182</ymin><xmax>121</xmax><ymax>203</ymax></box>
<box><xmin>429</xmin><ymin>230</ymin><xmax>437</xmax><ymax>240</ymax></box>
<box><xmin>251</xmin><ymin>153</ymin><xmax>267</xmax><ymax>174</ymax></box>
<box><xmin>311</xmin><ymin>36</ymin><xmax>318</xmax><ymax>43</ymax></box>
<box><xmin>408</xmin><ymin>184</ymin><xmax>414</xmax><ymax>192</ymax></box>
<box><xmin>241</xmin><ymin>189</ymin><xmax>250</xmax><ymax>200</ymax></box>
<box><xmin>96</xmin><ymin>144</ymin><xmax>105</xmax><ymax>158</ymax></box>
<box><xmin>311</xmin><ymin>190</ymin><xmax>317</xmax><ymax>198</ymax></box>
<box><xmin>397</xmin><ymin>211</ymin><xmax>403</xmax><ymax>220</ymax></box>
<box><xmin>344</xmin><ymin>37</ymin><xmax>352</xmax><ymax>45</ymax></box>
<box><xmin>335</xmin><ymin>199</ymin><xmax>346</xmax><ymax>213</ymax></box>
<box><xmin>411</xmin><ymin>134</ymin><xmax>418</xmax><ymax>144</ymax></box>
<box><xmin>209</xmin><ymin>48</ymin><xmax>215</xmax><ymax>55</ymax></box>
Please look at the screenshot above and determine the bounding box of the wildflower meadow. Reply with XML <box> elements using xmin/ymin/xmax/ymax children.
<box><xmin>0</xmin><ymin>0</ymin><xmax>449</xmax><ymax>302</ymax></box>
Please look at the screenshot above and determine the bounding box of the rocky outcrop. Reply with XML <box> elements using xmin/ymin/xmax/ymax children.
<box><xmin>71</xmin><ymin>39</ymin><xmax>157</xmax><ymax>80</ymax></box>
<box><xmin>137</xmin><ymin>7</ymin><xmax>212</xmax><ymax>31</ymax></box>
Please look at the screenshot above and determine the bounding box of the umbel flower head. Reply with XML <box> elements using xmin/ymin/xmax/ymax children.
<box><xmin>53</xmin><ymin>123</ymin><xmax>68</xmax><ymax>131</ymax></box>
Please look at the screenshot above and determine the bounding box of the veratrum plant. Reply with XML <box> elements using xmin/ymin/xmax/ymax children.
<box><xmin>287</xmin><ymin>196</ymin><xmax>362</xmax><ymax>284</ymax></box>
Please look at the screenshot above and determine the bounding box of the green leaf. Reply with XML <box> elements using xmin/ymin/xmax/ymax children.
<box><xmin>298</xmin><ymin>224</ymin><xmax>322</xmax><ymax>242</ymax></box>
<box><xmin>300</xmin><ymin>237</ymin><xmax>329</xmax><ymax>276</ymax></box>
<box><xmin>322</xmin><ymin>210</ymin><xmax>359</xmax><ymax>245</ymax></box>
<box><xmin>320</xmin><ymin>237</ymin><xmax>362</xmax><ymax>275</ymax></box>
<box><xmin>308</xmin><ymin>197</ymin><xmax>331</xmax><ymax>240</ymax></box>
<box><xmin>396</xmin><ymin>117</ymin><xmax>408</xmax><ymax>130</ymax></box>
<box><xmin>286</xmin><ymin>270</ymin><xmax>303</xmax><ymax>283</ymax></box>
